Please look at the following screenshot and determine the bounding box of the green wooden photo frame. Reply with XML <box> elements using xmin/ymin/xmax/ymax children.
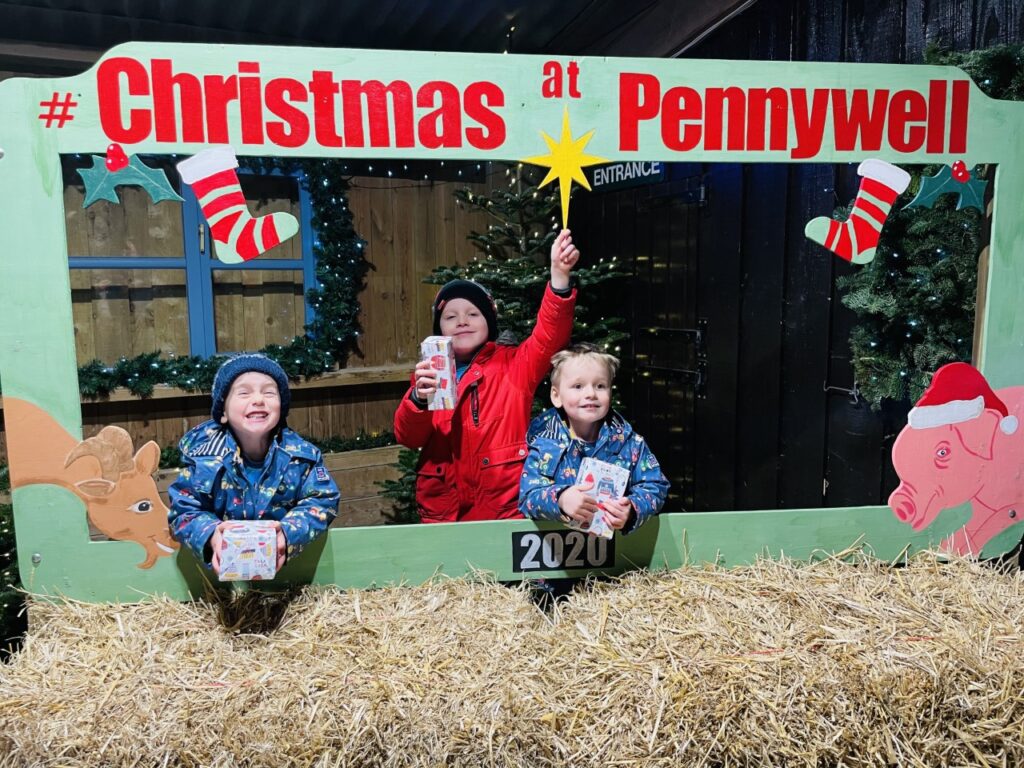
<box><xmin>1</xmin><ymin>43</ymin><xmax>1022</xmax><ymax>602</ymax></box>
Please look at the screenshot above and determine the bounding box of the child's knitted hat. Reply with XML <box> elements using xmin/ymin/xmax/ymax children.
<box><xmin>432</xmin><ymin>279</ymin><xmax>498</xmax><ymax>341</ymax></box>
<box><xmin>211</xmin><ymin>353</ymin><xmax>291</xmax><ymax>422</ymax></box>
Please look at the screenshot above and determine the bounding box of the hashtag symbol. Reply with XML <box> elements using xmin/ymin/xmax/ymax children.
<box><xmin>38</xmin><ymin>92</ymin><xmax>77</xmax><ymax>128</ymax></box>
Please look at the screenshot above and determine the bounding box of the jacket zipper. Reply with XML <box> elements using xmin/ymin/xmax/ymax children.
<box><xmin>470</xmin><ymin>385</ymin><xmax>480</xmax><ymax>427</ymax></box>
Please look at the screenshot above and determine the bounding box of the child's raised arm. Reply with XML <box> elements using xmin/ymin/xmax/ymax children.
<box><xmin>508</xmin><ymin>230</ymin><xmax>579</xmax><ymax>393</ymax></box>
<box><xmin>550</xmin><ymin>229</ymin><xmax>579</xmax><ymax>290</ymax></box>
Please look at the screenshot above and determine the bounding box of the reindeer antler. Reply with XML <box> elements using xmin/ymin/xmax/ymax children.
<box><xmin>64</xmin><ymin>426</ymin><xmax>136</xmax><ymax>482</ymax></box>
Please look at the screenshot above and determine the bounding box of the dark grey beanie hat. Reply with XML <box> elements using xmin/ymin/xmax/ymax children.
<box><xmin>431</xmin><ymin>279</ymin><xmax>498</xmax><ymax>341</ymax></box>
<box><xmin>211</xmin><ymin>353</ymin><xmax>291</xmax><ymax>422</ymax></box>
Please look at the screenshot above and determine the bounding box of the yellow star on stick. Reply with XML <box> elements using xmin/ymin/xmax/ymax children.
<box><xmin>521</xmin><ymin>106</ymin><xmax>607</xmax><ymax>228</ymax></box>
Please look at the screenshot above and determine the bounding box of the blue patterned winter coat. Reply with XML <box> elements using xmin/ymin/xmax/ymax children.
<box><xmin>519</xmin><ymin>408</ymin><xmax>670</xmax><ymax>533</ymax></box>
<box><xmin>168</xmin><ymin>420</ymin><xmax>340</xmax><ymax>565</ymax></box>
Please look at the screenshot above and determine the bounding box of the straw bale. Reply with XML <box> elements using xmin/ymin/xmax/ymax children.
<box><xmin>0</xmin><ymin>554</ymin><xmax>1022</xmax><ymax>767</ymax></box>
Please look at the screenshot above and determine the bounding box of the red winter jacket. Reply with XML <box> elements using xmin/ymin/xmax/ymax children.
<box><xmin>394</xmin><ymin>284</ymin><xmax>576</xmax><ymax>522</ymax></box>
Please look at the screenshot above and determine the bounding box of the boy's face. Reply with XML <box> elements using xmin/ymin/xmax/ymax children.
<box><xmin>438</xmin><ymin>297</ymin><xmax>489</xmax><ymax>361</ymax></box>
<box><xmin>224</xmin><ymin>371</ymin><xmax>281</xmax><ymax>440</ymax></box>
<box><xmin>551</xmin><ymin>357</ymin><xmax>612</xmax><ymax>437</ymax></box>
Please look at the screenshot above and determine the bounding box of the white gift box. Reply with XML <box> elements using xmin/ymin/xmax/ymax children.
<box><xmin>568</xmin><ymin>457</ymin><xmax>630</xmax><ymax>539</ymax></box>
<box><xmin>218</xmin><ymin>521</ymin><xmax>278</xmax><ymax>581</ymax></box>
<box><xmin>421</xmin><ymin>336</ymin><xmax>458</xmax><ymax>410</ymax></box>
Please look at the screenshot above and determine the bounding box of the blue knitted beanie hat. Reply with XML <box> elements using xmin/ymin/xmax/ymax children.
<box><xmin>211</xmin><ymin>353</ymin><xmax>291</xmax><ymax>422</ymax></box>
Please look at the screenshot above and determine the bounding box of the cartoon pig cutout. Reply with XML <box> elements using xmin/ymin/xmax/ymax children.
<box><xmin>888</xmin><ymin>362</ymin><xmax>1023</xmax><ymax>556</ymax></box>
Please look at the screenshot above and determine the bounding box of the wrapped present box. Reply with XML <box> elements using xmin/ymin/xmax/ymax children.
<box><xmin>219</xmin><ymin>521</ymin><xmax>278</xmax><ymax>581</ymax></box>
<box><xmin>421</xmin><ymin>336</ymin><xmax>457</xmax><ymax>411</ymax></box>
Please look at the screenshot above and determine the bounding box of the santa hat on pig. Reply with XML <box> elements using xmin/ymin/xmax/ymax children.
<box><xmin>908</xmin><ymin>362</ymin><xmax>1018</xmax><ymax>435</ymax></box>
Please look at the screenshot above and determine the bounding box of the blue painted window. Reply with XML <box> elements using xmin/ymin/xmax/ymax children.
<box><xmin>63</xmin><ymin>156</ymin><xmax>314</xmax><ymax>363</ymax></box>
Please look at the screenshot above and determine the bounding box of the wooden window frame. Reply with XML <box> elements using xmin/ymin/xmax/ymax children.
<box><xmin>67</xmin><ymin>164</ymin><xmax>316</xmax><ymax>359</ymax></box>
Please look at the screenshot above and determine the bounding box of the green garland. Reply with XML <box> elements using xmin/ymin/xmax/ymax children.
<box><xmin>836</xmin><ymin>44</ymin><xmax>1023</xmax><ymax>408</ymax></box>
<box><xmin>73</xmin><ymin>158</ymin><xmax>367</xmax><ymax>398</ymax></box>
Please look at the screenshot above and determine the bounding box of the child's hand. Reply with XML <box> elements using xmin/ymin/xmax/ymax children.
<box><xmin>413</xmin><ymin>359</ymin><xmax>438</xmax><ymax>401</ymax></box>
<box><xmin>599</xmin><ymin>497</ymin><xmax>633</xmax><ymax>531</ymax></box>
<box><xmin>550</xmin><ymin>229</ymin><xmax>579</xmax><ymax>290</ymax></box>
<box><xmin>269</xmin><ymin>521</ymin><xmax>287</xmax><ymax>572</ymax></box>
<box><xmin>558</xmin><ymin>485</ymin><xmax>598</xmax><ymax>525</ymax></box>
<box><xmin>209</xmin><ymin>520</ymin><xmax>232</xmax><ymax>575</ymax></box>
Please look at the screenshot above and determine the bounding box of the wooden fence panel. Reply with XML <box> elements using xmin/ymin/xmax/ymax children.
<box><xmin>346</xmin><ymin>171</ymin><xmax>497</xmax><ymax>367</ymax></box>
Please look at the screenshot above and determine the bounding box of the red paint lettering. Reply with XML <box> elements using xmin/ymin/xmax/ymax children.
<box><xmin>341</xmin><ymin>80</ymin><xmax>415</xmax><ymax>148</ymax></box>
<box><xmin>265</xmin><ymin>78</ymin><xmax>310</xmax><ymax>148</ymax></box>
<box><xmin>417</xmin><ymin>81</ymin><xmax>462</xmax><ymax>149</ymax></box>
<box><xmin>238</xmin><ymin>62</ymin><xmax>264</xmax><ymax>145</ymax></box>
<box><xmin>151</xmin><ymin>59</ymin><xmax>204</xmax><ymax>143</ymax></box>
<box><xmin>887</xmin><ymin>89</ymin><xmax>927</xmax><ymax>152</ymax></box>
<box><xmin>619</xmin><ymin>73</ymin><xmax>660</xmax><ymax>151</ymax></box>
<box><xmin>790</xmin><ymin>89</ymin><xmax>830</xmax><ymax>159</ymax></box>
<box><xmin>96</xmin><ymin>57</ymin><xmax>152</xmax><ymax>143</ymax></box>
<box><xmin>925</xmin><ymin>80</ymin><xmax>947</xmax><ymax>153</ymax></box>
<box><xmin>704</xmin><ymin>87</ymin><xmax>746</xmax><ymax>151</ymax></box>
<box><xmin>308</xmin><ymin>70</ymin><xmax>342</xmax><ymax>148</ymax></box>
<box><xmin>567</xmin><ymin>61</ymin><xmax>582</xmax><ymax>98</ymax></box>
<box><xmin>832</xmin><ymin>88</ymin><xmax>889</xmax><ymax>152</ymax></box>
<box><xmin>542</xmin><ymin>61</ymin><xmax>562</xmax><ymax>98</ymax></box>
<box><xmin>746</xmin><ymin>88</ymin><xmax>789</xmax><ymax>151</ymax></box>
<box><xmin>660</xmin><ymin>86</ymin><xmax>702</xmax><ymax>151</ymax></box>
<box><xmin>949</xmin><ymin>80</ymin><xmax>969</xmax><ymax>153</ymax></box>
<box><xmin>202</xmin><ymin>74</ymin><xmax>238</xmax><ymax>144</ymax></box>
<box><xmin>464</xmin><ymin>81</ymin><xmax>505</xmax><ymax>150</ymax></box>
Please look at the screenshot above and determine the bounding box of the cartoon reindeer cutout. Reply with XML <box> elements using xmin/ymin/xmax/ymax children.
<box><xmin>5</xmin><ymin>397</ymin><xmax>178</xmax><ymax>568</ymax></box>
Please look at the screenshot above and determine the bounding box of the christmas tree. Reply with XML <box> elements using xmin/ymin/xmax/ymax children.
<box><xmin>837</xmin><ymin>178</ymin><xmax>985</xmax><ymax>406</ymax></box>
<box><xmin>837</xmin><ymin>44</ymin><xmax>1022</xmax><ymax>407</ymax></box>
<box><xmin>432</xmin><ymin>164</ymin><xmax>628</xmax><ymax>357</ymax></box>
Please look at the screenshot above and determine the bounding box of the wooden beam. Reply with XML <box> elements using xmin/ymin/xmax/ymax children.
<box><xmin>0</xmin><ymin>40</ymin><xmax>100</xmax><ymax>73</ymax></box>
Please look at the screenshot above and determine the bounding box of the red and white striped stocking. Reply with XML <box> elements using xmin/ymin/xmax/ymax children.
<box><xmin>805</xmin><ymin>159</ymin><xmax>910</xmax><ymax>265</ymax></box>
<box><xmin>176</xmin><ymin>147</ymin><xmax>298</xmax><ymax>264</ymax></box>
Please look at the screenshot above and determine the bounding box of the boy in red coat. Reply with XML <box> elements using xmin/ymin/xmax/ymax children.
<box><xmin>394</xmin><ymin>229</ymin><xmax>579</xmax><ymax>522</ymax></box>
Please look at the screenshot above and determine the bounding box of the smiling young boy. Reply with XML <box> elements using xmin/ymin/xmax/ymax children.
<box><xmin>519</xmin><ymin>343</ymin><xmax>669</xmax><ymax>534</ymax></box>
<box><xmin>394</xmin><ymin>229</ymin><xmax>579</xmax><ymax>522</ymax></box>
<box><xmin>168</xmin><ymin>353</ymin><xmax>340</xmax><ymax>575</ymax></box>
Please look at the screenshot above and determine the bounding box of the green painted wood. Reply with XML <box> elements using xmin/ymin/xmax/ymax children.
<box><xmin>16</xmin><ymin>486</ymin><xmax>979</xmax><ymax>603</ymax></box>
<box><xmin>1</xmin><ymin>44</ymin><xmax>1022</xmax><ymax>603</ymax></box>
<box><xmin>978</xmin><ymin>163</ymin><xmax>1024</xmax><ymax>388</ymax></box>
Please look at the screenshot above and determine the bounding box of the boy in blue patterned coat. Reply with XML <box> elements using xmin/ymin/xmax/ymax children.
<box><xmin>168</xmin><ymin>354</ymin><xmax>340</xmax><ymax>576</ymax></box>
<box><xmin>520</xmin><ymin>343</ymin><xmax>669</xmax><ymax>534</ymax></box>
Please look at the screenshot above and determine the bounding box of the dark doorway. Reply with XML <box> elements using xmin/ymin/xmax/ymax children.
<box><xmin>576</xmin><ymin>170</ymin><xmax>706</xmax><ymax>511</ymax></box>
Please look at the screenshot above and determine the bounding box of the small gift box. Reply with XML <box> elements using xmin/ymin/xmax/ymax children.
<box><xmin>421</xmin><ymin>336</ymin><xmax>458</xmax><ymax>411</ymax></box>
<box><xmin>218</xmin><ymin>521</ymin><xmax>278</xmax><ymax>581</ymax></box>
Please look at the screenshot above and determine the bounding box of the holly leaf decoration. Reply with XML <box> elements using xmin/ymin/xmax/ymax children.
<box><xmin>78</xmin><ymin>155</ymin><xmax>184</xmax><ymax>208</ymax></box>
<box><xmin>903</xmin><ymin>164</ymin><xmax>988</xmax><ymax>212</ymax></box>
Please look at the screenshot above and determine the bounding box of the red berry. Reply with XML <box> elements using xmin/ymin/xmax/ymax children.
<box><xmin>951</xmin><ymin>160</ymin><xmax>969</xmax><ymax>183</ymax></box>
<box><xmin>105</xmin><ymin>143</ymin><xmax>129</xmax><ymax>172</ymax></box>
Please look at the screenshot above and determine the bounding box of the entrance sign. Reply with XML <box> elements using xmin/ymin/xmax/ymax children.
<box><xmin>589</xmin><ymin>161</ymin><xmax>665</xmax><ymax>191</ymax></box>
<box><xmin>1</xmin><ymin>44</ymin><xmax>1022</xmax><ymax>602</ymax></box>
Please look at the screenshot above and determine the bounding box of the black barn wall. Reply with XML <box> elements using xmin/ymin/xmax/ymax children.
<box><xmin>576</xmin><ymin>0</ymin><xmax>1022</xmax><ymax>512</ymax></box>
